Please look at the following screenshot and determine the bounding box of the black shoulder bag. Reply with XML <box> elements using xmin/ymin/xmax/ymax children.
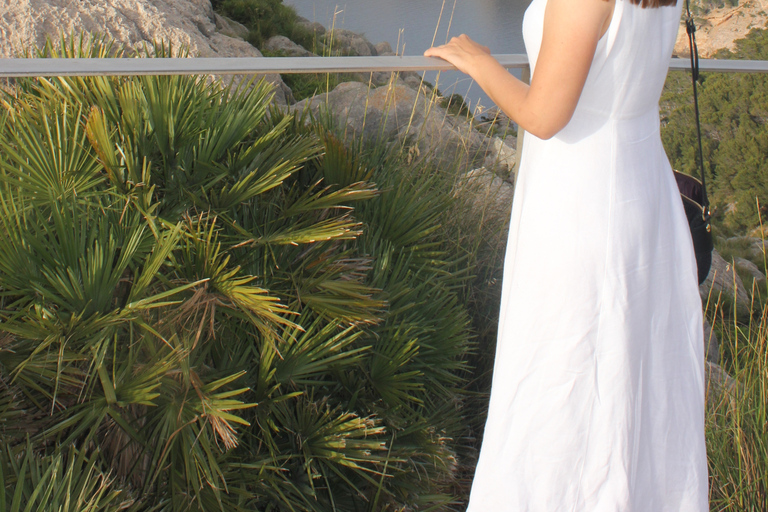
<box><xmin>673</xmin><ymin>0</ymin><xmax>713</xmax><ymax>284</ymax></box>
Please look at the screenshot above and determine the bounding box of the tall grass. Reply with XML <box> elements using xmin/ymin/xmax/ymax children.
<box><xmin>704</xmin><ymin>209</ymin><xmax>768</xmax><ymax>510</ymax></box>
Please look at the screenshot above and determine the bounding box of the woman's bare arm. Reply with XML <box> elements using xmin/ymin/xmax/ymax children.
<box><xmin>424</xmin><ymin>0</ymin><xmax>615</xmax><ymax>140</ymax></box>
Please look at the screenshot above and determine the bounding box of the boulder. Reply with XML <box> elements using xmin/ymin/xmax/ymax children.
<box><xmin>453</xmin><ymin>167</ymin><xmax>514</xmax><ymax>218</ymax></box>
<box><xmin>325</xmin><ymin>29</ymin><xmax>376</xmax><ymax>56</ymax></box>
<box><xmin>374</xmin><ymin>41</ymin><xmax>394</xmax><ymax>55</ymax></box>
<box><xmin>750</xmin><ymin>239</ymin><xmax>768</xmax><ymax>260</ymax></box>
<box><xmin>403</xmin><ymin>73</ymin><xmax>426</xmax><ymax>90</ymax></box>
<box><xmin>263</xmin><ymin>35</ymin><xmax>314</xmax><ymax>57</ymax></box>
<box><xmin>214</xmin><ymin>13</ymin><xmax>249</xmax><ymax>41</ymax></box>
<box><xmin>0</xmin><ymin>0</ymin><xmax>289</xmax><ymax>104</ymax></box>
<box><xmin>734</xmin><ymin>257</ymin><xmax>767</xmax><ymax>288</ymax></box>
<box><xmin>700</xmin><ymin>250</ymin><xmax>751</xmax><ymax>313</ymax></box>
<box><xmin>296</xmin><ymin>17</ymin><xmax>326</xmax><ymax>37</ymax></box>
<box><xmin>293</xmin><ymin>82</ymin><xmax>491</xmax><ymax>170</ymax></box>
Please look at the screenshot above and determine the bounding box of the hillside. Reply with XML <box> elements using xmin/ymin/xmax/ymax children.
<box><xmin>674</xmin><ymin>0</ymin><xmax>768</xmax><ymax>56</ymax></box>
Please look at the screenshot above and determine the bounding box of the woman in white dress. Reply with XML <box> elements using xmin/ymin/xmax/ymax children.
<box><xmin>425</xmin><ymin>0</ymin><xmax>708</xmax><ymax>510</ymax></box>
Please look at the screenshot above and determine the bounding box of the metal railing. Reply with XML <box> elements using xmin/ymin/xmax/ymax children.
<box><xmin>1</xmin><ymin>55</ymin><xmax>768</xmax><ymax>77</ymax></box>
<box><xmin>2</xmin><ymin>55</ymin><xmax>767</xmax><ymax>176</ymax></box>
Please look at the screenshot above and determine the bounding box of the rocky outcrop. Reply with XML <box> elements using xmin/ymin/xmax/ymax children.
<box><xmin>0</xmin><ymin>0</ymin><xmax>290</xmax><ymax>103</ymax></box>
<box><xmin>673</xmin><ymin>0</ymin><xmax>768</xmax><ymax>57</ymax></box>
<box><xmin>263</xmin><ymin>35</ymin><xmax>314</xmax><ymax>57</ymax></box>
<box><xmin>293</xmin><ymin>81</ymin><xmax>517</xmax><ymax>174</ymax></box>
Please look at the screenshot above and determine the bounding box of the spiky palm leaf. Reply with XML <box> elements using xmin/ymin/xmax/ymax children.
<box><xmin>0</xmin><ymin>33</ymin><xmax>482</xmax><ymax>511</ymax></box>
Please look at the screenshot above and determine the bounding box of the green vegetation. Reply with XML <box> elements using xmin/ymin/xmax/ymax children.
<box><xmin>661</xmin><ymin>24</ymin><xmax>768</xmax><ymax>234</ymax></box>
<box><xmin>704</xmin><ymin>282</ymin><xmax>768</xmax><ymax>510</ymax></box>
<box><xmin>212</xmin><ymin>0</ymin><xmax>315</xmax><ymax>49</ymax></box>
<box><xmin>440</xmin><ymin>93</ymin><xmax>472</xmax><ymax>118</ymax></box>
<box><xmin>0</xmin><ymin>35</ymin><xmax>504</xmax><ymax>511</ymax></box>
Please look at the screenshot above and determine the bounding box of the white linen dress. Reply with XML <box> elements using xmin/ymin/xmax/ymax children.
<box><xmin>466</xmin><ymin>0</ymin><xmax>709</xmax><ymax>510</ymax></box>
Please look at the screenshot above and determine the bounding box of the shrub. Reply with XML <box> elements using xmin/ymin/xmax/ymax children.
<box><xmin>0</xmin><ymin>36</ymin><xmax>476</xmax><ymax>511</ymax></box>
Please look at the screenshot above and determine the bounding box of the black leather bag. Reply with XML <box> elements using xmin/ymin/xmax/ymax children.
<box><xmin>678</xmin><ymin>0</ymin><xmax>713</xmax><ymax>285</ymax></box>
<box><xmin>674</xmin><ymin>171</ymin><xmax>713</xmax><ymax>284</ymax></box>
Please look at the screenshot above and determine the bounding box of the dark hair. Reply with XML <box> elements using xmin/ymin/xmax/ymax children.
<box><xmin>626</xmin><ymin>0</ymin><xmax>677</xmax><ymax>6</ymax></box>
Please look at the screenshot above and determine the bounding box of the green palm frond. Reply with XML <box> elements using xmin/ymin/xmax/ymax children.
<box><xmin>0</xmin><ymin>441</ymin><xmax>126</xmax><ymax>512</ymax></box>
<box><xmin>0</xmin><ymin>99</ymin><xmax>103</xmax><ymax>202</ymax></box>
<box><xmin>274</xmin><ymin>314</ymin><xmax>369</xmax><ymax>387</ymax></box>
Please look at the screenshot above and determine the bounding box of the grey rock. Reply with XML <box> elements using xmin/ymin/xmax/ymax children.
<box><xmin>375</xmin><ymin>41</ymin><xmax>393</xmax><ymax>55</ymax></box>
<box><xmin>325</xmin><ymin>29</ymin><xmax>376</xmax><ymax>56</ymax></box>
<box><xmin>700</xmin><ymin>250</ymin><xmax>751</xmax><ymax>314</ymax></box>
<box><xmin>292</xmin><ymin>82</ymin><xmax>490</xmax><ymax>170</ymax></box>
<box><xmin>214</xmin><ymin>13</ymin><xmax>249</xmax><ymax>40</ymax></box>
<box><xmin>453</xmin><ymin>167</ymin><xmax>514</xmax><ymax>218</ymax></box>
<box><xmin>0</xmin><ymin>0</ymin><xmax>289</xmax><ymax>104</ymax></box>
<box><xmin>263</xmin><ymin>35</ymin><xmax>314</xmax><ymax>57</ymax></box>
<box><xmin>403</xmin><ymin>73</ymin><xmax>426</xmax><ymax>90</ymax></box>
<box><xmin>370</xmin><ymin>72</ymin><xmax>393</xmax><ymax>87</ymax></box>
<box><xmin>750</xmin><ymin>239</ymin><xmax>768</xmax><ymax>259</ymax></box>
<box><xmin>296</xmin><ymin>18</ymin><xmax>326</xmax><ymax>37</ymax></box>
<box><xmin>481</xmin><ymin>136</ymin><xmax>517</xmax><ymax>177</ymax></box>
<box><xmin>703</xmin><ymin>318</ymin><xmax>719</xmax><ymax>365</ymax></box>
<box><xmin>734</xmin><ymin>256</ymin><xmax>766</xmax><ymax>288</ymax></box>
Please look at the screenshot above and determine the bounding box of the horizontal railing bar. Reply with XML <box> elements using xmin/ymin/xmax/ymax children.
<box><xmin>0</xmin><ymin>55</ymin><xmax>527</xmax><ymax>77</ymax></box>
<box><xmin>669</xmin><ymin>58</ymin><xmax>768</xmax><ymax>73</ymax></box>
<box><xmin>0</xmin><ymin>55</ymin><xmax>767</xmax><ymax>77</ymax></box>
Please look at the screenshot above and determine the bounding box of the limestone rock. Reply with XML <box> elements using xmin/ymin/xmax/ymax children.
<box><xmin>325</xmin><ymin>29</ymin><xmax>376</xmax><ymax>56</ymax></box>
<box><xmin>734</xmin><ymin>256</ymin><xmax>767</xmax><ymax>288</ymax></box>
<box><xmin>263</xmin><ymin>35</ymin><xmax>314</xmax><ymax>57</ymax></box>
<box><xmin>482</xmin><ymin>136</ymin><xmax>517</xmax><ymax>178</ymax></box>
<box><xmin>403</xmin><ymin>73</ymin><xmax>425</xmax><ymax>90</ymax></box>
<box><xmin>293</xmin><ymin>81</ymin><xmax>491</xmax><ymax>170</ymax></box>
<box><xmin>214</xmin><ymin>13</ymin><xmax>249</xmax><ymax>41</ymax></box>
<box><xmin>453</xmin><ymin>167</ymin><xmax>514</xmax><ymax>218</ymax></box>
<box><xmin>0</xmin><ymin>0</ymin><xmax>288</xmax><ymax>103</ymax></box>
<box><xmin>700</xmin><ymin>250</ymin><xmax>751</xmax><ymax>313</ymax></box>
<box><xmin>296</xmin><ymin>17</ymin><xmax>326</xmax><ymax>37</ymax></box>
<box><xmin>374</xmin><ymin>41</ymin><xmax>393</xmax><ymax>55</ymax></box>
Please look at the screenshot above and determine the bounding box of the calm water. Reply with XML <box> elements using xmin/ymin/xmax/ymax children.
<box><xmin>285</xmin><ymin>0</ymin><xmax>533</xmax><ymax>112</ymax></box>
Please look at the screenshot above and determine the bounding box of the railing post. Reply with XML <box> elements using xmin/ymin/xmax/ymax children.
<box><xmin>512</xmin><ymin>64</ymin><xmax>530</xmax><ymax>184</ymax></box>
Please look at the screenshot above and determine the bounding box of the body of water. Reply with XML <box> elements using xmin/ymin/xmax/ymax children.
<box><xmin>285</xmin><ymin>0</ymin><xmax>532</xmax><ymax>113</ymax></box>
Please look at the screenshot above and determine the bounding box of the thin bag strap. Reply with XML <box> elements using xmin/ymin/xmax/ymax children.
<box><xmin>685</xmin><ymin>0</ymin><xmax>709</xmax><ymax>207</ymax></box>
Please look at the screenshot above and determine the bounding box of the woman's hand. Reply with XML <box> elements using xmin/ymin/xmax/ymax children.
<box><xmin>423</xmin><ymin>35</ymin><xmax>492</xmax><ymax>76</ymax></box>
<box><xmin>421</xmin><ymin>0</ymin><xmax>614</xmax><ymax>140</ymax></box>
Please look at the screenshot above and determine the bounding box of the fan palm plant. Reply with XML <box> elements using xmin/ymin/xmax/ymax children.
<box><xmin>0</xmin><ymin>34</ymin><xmax>476</xmax><ymax>511</ymax></box>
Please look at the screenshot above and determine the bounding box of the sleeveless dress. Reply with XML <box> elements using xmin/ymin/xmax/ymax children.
<box><xmin>466</xmin><ymin>1</ymin><xmax>709</xmax><ymax>510</ymax></box>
